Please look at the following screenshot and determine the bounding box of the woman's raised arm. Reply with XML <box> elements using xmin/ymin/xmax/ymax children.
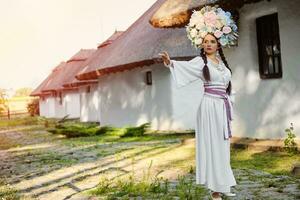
<box><xmin>159</xmin><ymin>51</ymin><xmax>204</xmax><ymax>88</ymax></box>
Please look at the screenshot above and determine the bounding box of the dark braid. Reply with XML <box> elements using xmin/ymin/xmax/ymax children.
<box><xmin>218</xmin><ymin>47</ymin><xmax>232</xmax><ymax>95</ymax></box>
<box><xmin>200</xmin><ymin>34</ymin><xmax>233</xmax><ymax>95</ymax></box>
<box><xmin>200</xmin><ymin>48</ymin><xmax>211</xmax><ymax>82</ymax></box>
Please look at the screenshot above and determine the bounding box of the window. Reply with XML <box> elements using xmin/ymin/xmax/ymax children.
<box><xmin>146</xmin><ymin>71</ymin><xmax>152</xmax><ymax>85</ymax></box>
<box><xmin>86</xmin><ymin>86</ymin><xmax>91</xmax><ymax>93</ymax></box>
<box><xmin>58</xmin><ymin>92</ymin><xmax>63</xmax><ymax>105</ymax></box>
<box><xmin>256</xmin><ymin>13</ymin><xmax>282</xmax><ymax>79</ymax></box>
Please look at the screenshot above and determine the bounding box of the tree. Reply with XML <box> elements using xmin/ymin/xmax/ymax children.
<box><xmin>14</xmin><ymin>87</ymin><xmax>33</xmax><ymax>97</ymax></box>
<box><xmin>0</xmin><ymin>89</ymin><xmax>8</xmax><ymax>113</ymax></box>
<box><xmin>27</xmin><ymin>98</ymin><xmax>39</xmax><ymax>116</ymax></box>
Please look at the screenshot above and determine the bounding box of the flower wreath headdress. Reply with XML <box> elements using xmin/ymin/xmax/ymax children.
<box><xmin>186</xmin><ymin>5</ymin><xmax>239</xmax><ymax>49</ymax></box>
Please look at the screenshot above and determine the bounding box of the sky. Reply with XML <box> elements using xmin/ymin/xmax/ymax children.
<box><xmin>0</xmin><ymin>0</ymin><xmax>157</xmax><ymax>91</ymax></box>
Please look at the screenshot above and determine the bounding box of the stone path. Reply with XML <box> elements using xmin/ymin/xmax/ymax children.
<box><xmin>0</xmin><ymin>127</ymin><xmax>299</xmax><ymax>200</ymax></box>
<box><xmin>69</xmin><ymin>168</ymin><xmax>300</xmax><ymax>200</ymax></box>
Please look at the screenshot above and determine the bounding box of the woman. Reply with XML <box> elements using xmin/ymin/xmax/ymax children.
<box><xmin>159</xmin><ymin>30</ymin><xmax>237</xmax><ymax>200</ymax></box>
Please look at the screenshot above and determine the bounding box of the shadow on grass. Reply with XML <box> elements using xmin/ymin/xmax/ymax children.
<box><xmin>231</xmin><ymin>148</ymin><xmax>300</xmax><ymax>176</ymax></box>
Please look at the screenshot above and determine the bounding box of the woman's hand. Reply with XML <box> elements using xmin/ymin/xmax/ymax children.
<box><xmin>158</xmin><ymin>51</ymin><xmax>171</xmax><ymax>66</ymax></box>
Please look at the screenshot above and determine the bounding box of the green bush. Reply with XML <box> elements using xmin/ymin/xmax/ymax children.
<box><xmin>48</xmin><ymin>122</ymin><xmax>100</xmax><ymax>138</ymax></box>
<box><xmin>61</xmin><ymin>126</ymin><xmax>99</xmax><ymax>138</ymax></box>
<box><xmin>95</xmin><ymin>126</ymin><xmax>116</xmax><ymax>135</ymax></box>
<box><xmin>284</xmin><ymin>123</ymin><xmax>298</xmax><ymax>155</ymax></box>
<box><xmin>121</xmin><ymin>123</ymin><xmax>151</xmax><ymax>137</ymax></box>
<box><xmin>47</xmin><ymin>128</ymin><xmax>60</xmax><ymax>134</ymax></box>
<box><xmin>48</xmin><ymin>122</ymin><xmax>151</xmax><ymax>138</ymax></box>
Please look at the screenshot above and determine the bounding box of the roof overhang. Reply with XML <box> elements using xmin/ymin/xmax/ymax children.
<box><xmin>63</xmin><ymin>80</ymin><xmax>98</xmax><ymax>88</ymax></box>
<box><xmin>76</xmin><ymin>56</ymin><xmax>195</xmax><ymax>81</ymax></box>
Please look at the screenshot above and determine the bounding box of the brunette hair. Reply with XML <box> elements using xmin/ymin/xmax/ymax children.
<box><xmin>200</xmin><ymin>37</ymin><xmax>232</xmax><ymax>95</ymax></box>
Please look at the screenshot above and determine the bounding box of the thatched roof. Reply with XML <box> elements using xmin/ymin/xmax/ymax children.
<box><xmin>65</xmin><ymin>31</ymin><xmax>124</xmax><ymax>87</ymax></box>
<box><xmin>150</xmin><ymin>0</ymin><xmax>212</xmax><ymax>28</ymax></box>
<box><xmin>31</xmin><ymin>31</ymin><xmax>124</xmax><ymax>96</ymax></box>
<box><xmin>97</xmin><ymin>31</ymin><xmax>124</xmax><ymax>48</ymax></box>
<box><xmin>31</xmin><ymin>49</ymin><xmax>96</xmax><ymax>97</ymax></box>
<box><xmin>61</xmin><ymin>49</ymin><xmax>97</xmax><ymax>88</ymax></box>
<box><xmin>30</xmin><ymin>62</ymin><xmax>66</xmax><ymax>96</ymax></box>
<box><xmin>149</xmin><ymin>0</ymin><xmax>265</xmax><ymax>28</ymax></box>
<box><xmin>76</xmin><ymin>0</ymin><xmax>200</xmax><ymax>81</ymax></box>
<box><xmin>41</xmin><ymin>49</ymin><xmax>96</xmax><ymax>92</ymax></box>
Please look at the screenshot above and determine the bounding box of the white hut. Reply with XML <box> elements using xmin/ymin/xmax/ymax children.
<box><xmin>31</xmin><ymin>62</ymin><xmax>67</xmax><ymax>118</ymax></box>
<box><xmin>74</xmin><ymin>31</ymin><xmax>124</xmax><ymax>122</ymax></box>
<box><xmin>31</xmin><ymin>49</ymin><xmax>96</xmax><ymax>119</ymax></box>
<box><xmin>76</xmin><ymin>0</ymin><xmax>299</xmax><ymax>139</ymax></box>
<box><xmin>76</xmin><ymin>0</ymin><xmax>205</xmax><ymax>131</ymax></box>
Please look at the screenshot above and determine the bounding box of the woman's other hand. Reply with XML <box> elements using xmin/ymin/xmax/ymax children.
<box><xmin>158</xmin><ymin>51</ymin><xmax>171</xmax><ymax>67</ymax></box>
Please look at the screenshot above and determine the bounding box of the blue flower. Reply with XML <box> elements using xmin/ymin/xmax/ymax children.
<box><xmin>219</xmin><ymin>36</ymin><xmax>229</xmax><ymax>46</ymax></box>
<box><xmin>231</xmin><ymin>24</ymin><xmax>238</xmax><ymax>32</ymax></box>
<box><xmin>225</xmin><ymin>11</ymin><xmax>231</xmax><ymax>17</ymax></box>
<box><xmin>217</xmin><ymin>8</ymin><xmax>224</xmax><ymax>13</ymax></box>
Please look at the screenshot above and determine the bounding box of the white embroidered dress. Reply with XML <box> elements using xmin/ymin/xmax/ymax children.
<box><xmin>166</xmin><ymin>56</ymin><xmax>237</xmax><ymax>193</ymax></box>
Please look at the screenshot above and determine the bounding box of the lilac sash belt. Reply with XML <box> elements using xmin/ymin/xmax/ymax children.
<box><xmin>203</xmin><ymin>83</ymin><xmax>232</xmax><ymax>140</ymax></box>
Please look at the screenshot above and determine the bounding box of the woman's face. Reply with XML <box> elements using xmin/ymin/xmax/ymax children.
<box><xmin>202</xmin><ymin>34</ymin><xmax>219</xmax><ymax>55</ymax></box>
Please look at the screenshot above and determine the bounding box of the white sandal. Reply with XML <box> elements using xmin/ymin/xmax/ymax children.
<box><xmin>223</xmin><ymin>192</ymin><xmax>236</xmax><ymax>197</ymax></box>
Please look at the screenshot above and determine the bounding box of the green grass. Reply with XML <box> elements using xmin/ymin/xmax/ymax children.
<box><xmin>0</xmin><ymin>116</ymin><xmax>39</xmax><ymax>128</ymax></box>
<box><xmin>231</xmin><ymin>148</ymin><xmax>300</xmax><ymax>176</ymax></box>
<box><xmin>61</xmin><ymin>132</ymin><xmax>194</xmax><ymax>147</ymax></box>
<box><xmin>36</xmin><ymin>151</ymin><xmax>78</xmax><ymax>165</ymax></box>
<box><xmin>87</xmin><ymin>146</ymin><xmax>300</xmax><ymax>199</ymax></box>
<box><xmin>0</xmin><ymin>179</ymin><xmax>21</xmax><ymax>200</ymax></box>
<box><xmin>60</xmin><ymin>130</ymin><xmax>299</xmax><ymax>177</ymax></box>
<box><xmin>89</xmin><ymin>170</ymin><xmax>208</xmax><ymax>199</ymax></box>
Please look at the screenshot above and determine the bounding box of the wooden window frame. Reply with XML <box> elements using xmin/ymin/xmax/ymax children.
<box><xmin>146</xmin><ymin>71</ymin><xmax>152</xmax><ymax>85</ymax></box>
<box><xmin>256</xmin><ymin>13</ymin><xmax>282</xmax><ymax>79</ymax></box>
<box><xmin>58</xmin><ymin>92</ymin><xmax>63</xmax><ymax>105</ymax></box>
<box><xmin>86</xmin><ymin>85</ymin><xmax>91</xmax><ymax>93</ymax></box>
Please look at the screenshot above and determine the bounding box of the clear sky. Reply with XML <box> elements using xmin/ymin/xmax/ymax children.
<box><xmin>0</xmin><ymin>0</ymin><xmax>157</xmax><ymax>91</ymax></box>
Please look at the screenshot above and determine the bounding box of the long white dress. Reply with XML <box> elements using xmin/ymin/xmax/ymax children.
<box><xmin>166</xmin><ymin>56</ymin><xmax>237</xmax><ymax>193</ymax></box>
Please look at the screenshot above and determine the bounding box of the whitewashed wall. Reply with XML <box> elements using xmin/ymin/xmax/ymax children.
<box><xmin>224</xmin><ymin>0</ymin><xmax>300</xmax><ymax>138</ymax></box>
<box><xmin>39</xmin><ymin>97</ymin><xmax>51</xmax><ymax>117</ymax></box>
<box><xmin>97</xmin><ymin>63</ymin><xmax>203</xmax><ymax>130</ymax></box>
<box><xmin>63</xmin><ymin>91</ymin><xmax>80</xmax><ymax>119</ymax></box>
<box><xmin>38</xmin><ymin>96</ymin><xmax>61</xmax><ymax>118</ymax></box>
<box><xmin>79</xmin><ymin>84</ymin><xmax>100</xmax><ymax>122</ymax></box>
<box><xmin>53</xmin><ymin>97</ymin><xmax>65</xmax><ymax>118</ymax></box>
<box><xmin>39</xmin><ymin>93</ymin><xmax>79</xmax><ymax>119</ymax></box>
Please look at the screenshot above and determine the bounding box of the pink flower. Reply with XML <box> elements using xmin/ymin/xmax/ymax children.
<box><xmin>204</xmin><ymin>11</ymin><xmax>217</xmax><ymax>27</ymax></box>
<box><xmin>222</xmin><ymin>26</ymin><xmax>232</xmax><ymax>34</ymax></box>
<box><xmin>214</xmin><ymin>30</ymin><xmax>223</xmax><ymax>38</ymax></box>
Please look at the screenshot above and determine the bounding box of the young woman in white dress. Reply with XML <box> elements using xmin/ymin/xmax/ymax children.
<box><xmin>159</xmin><ymin>33</ymin><xmax>237</xmax><ymax>200</ymax></box>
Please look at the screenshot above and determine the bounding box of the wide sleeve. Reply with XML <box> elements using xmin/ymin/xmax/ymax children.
<box><xmin>165</xmin><ymin>56</ymin><xmax>204</xmax><ymax>88</ymax></box>
<box><xmin>228</xmin><ymin>89</ymin><xmax>236</xmax><ymax>106</ymax></box>
<box><xmin>228</xmin><ymin>89</ymin><xmax>236</xmax><ymax>121</ymax></box>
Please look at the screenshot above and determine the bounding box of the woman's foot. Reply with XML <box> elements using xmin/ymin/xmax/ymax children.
<box><xmin>210</xmin><ymin>191</ymin><xmax>222</xmax><ymax>200</ymax></box>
